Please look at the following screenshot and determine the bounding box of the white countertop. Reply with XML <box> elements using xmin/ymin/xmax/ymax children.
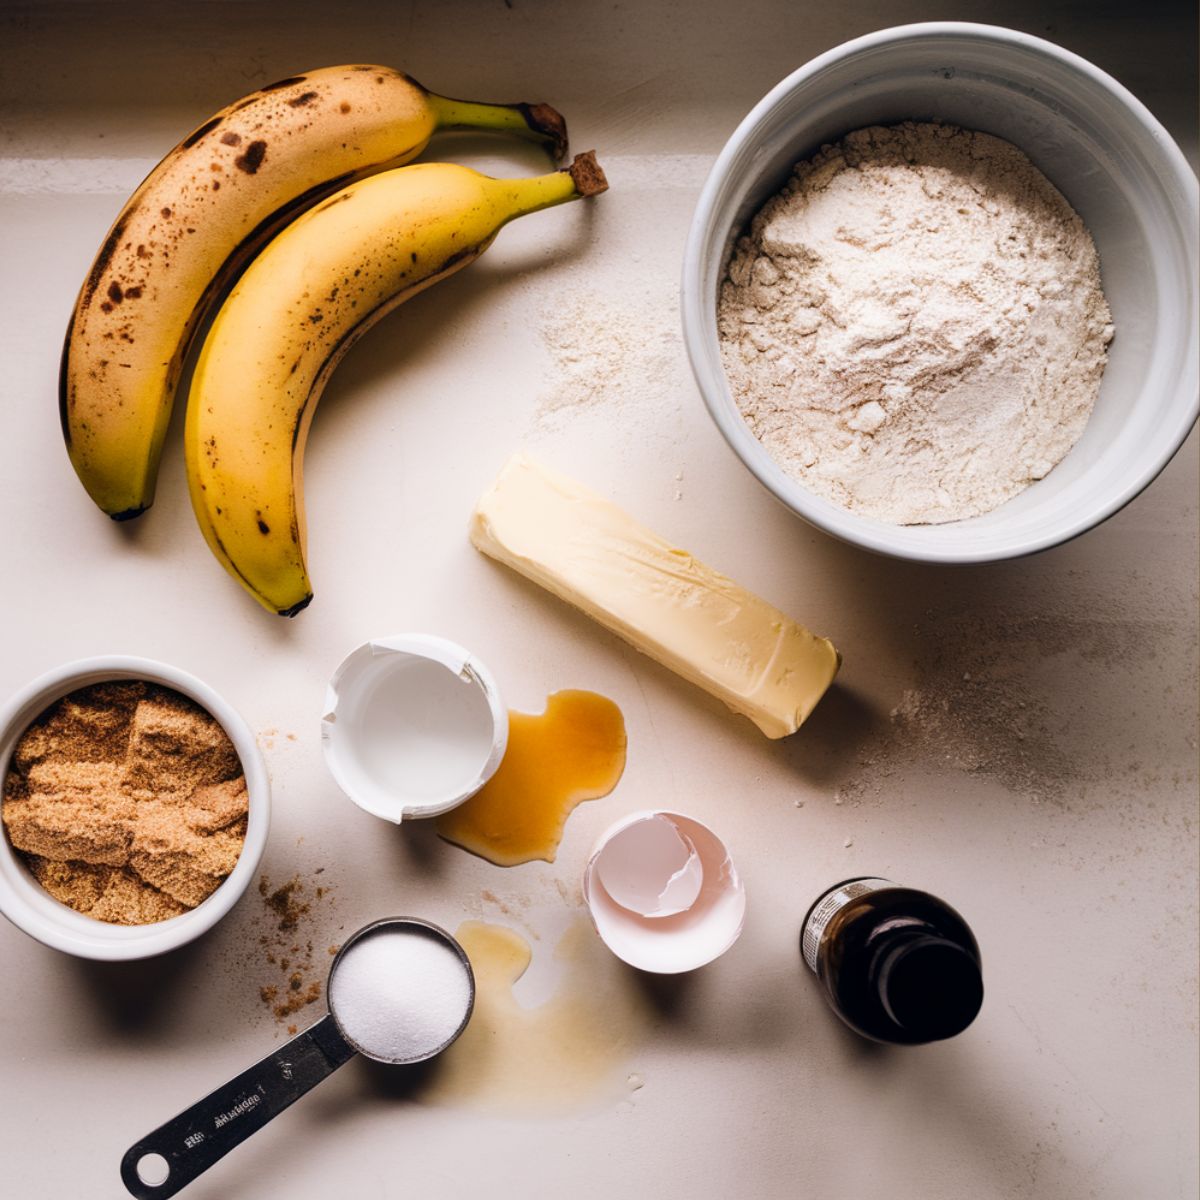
<box><xmin>0</xmin><ymin>2</ymin><xmax>1196</xmax><ymax>1198</ymax></box>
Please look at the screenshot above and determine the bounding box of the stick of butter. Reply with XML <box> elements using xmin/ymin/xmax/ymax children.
<box><xmin>469</xmin><ymin>454</ymin><xmax>840</xmax><ymax>738</ymax></box>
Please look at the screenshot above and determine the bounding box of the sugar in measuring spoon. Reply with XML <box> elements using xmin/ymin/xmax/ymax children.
<box><xmin>120</xmin><ymin>918</ymin><xmax>474</xmax><ymax>1199</ymax></box>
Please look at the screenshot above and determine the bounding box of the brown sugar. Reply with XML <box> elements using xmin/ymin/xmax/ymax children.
<box><xmin>3</xmin><ymin>789</ymin><xmax>134</xmax><ymax>866</ymax></box>
<box><xmin>129</xmin><ymin>807</ymin><xmax>247</xmax><ymax>907</ymax></box>
<box><xmin>124</xmin><ymin>692</ymin><xmax>242</xmax><ymax>794</ymax></box>
<box><xmin>25</xmin><ymin>855</ymin><xmax>112</xmax><ymax>910</ymax></box>
<box><xmin>1</xmin><ymin>681</ymin><xmax>247</xmax><ymax>925</ymax></box>
<box><xmin>185</xmin><ymin>777</ymin><xmax>248</xmax><ymax>833</ymax></box>
<box><xmin>88</xmin><ymin>868</ymin><xmax>188</xmax><ymax>924</ymax></box>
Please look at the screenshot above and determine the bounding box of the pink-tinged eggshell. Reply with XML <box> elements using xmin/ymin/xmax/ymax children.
<box><xmin>583</xmin><ymin>811</ymin><xmax>746</xmax><ymax>974</ymax></box>
<box><xmin>594</xmin><ymin>813</ymin><xmax>703</xmax><ymax>917</ymax></box>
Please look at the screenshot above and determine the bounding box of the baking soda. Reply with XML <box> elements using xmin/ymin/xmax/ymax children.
<box><xmin>329</xmin><ymin>927</ymin><xmax>472</xmax><ymax>1061</ymax></box>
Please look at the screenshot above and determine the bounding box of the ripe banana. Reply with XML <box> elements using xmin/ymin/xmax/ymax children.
<box><xmin>185</xmin><ymin>152</ymin><xmax>608</xmax><ymax>616</ymax></box>
<box><xmin>61</xmin><ymin>66</ymin><xmax>567</xmax><ymax>520</ymax></box>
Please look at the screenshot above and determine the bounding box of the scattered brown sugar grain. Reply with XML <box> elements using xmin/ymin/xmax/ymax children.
<box><xmin>253</xmin><ymin>872</ymin><xmax>333</xmax><ymax>1024</ymax></box>
<box><xmin>1</xmin><ymin>681</ymin><xmax>247</xmax><ymax>925</ymax></box>
<box><xmin>261</xmin><ymin>875</ymin><xmax>309</xmax><ymax>930</ymax></box>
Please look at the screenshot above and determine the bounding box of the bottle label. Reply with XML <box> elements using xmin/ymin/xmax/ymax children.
<box><xmin>801</xmin><ymin>877</ymin><xmax>893</xmax><ymax>973</ymax></box>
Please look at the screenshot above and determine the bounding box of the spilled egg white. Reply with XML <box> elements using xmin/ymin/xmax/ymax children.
<box><xmin>582</xmin><ymin>811</ymin><xmax>746</xmax><ymax>973</ymax></box>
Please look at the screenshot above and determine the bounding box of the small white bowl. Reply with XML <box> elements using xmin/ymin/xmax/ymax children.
<box><xmin>0</xmin><ymin>656</ymin><xmax>270</xmax><ymax>961</ymax></box>
<box><xmin>321</xmin><ymin>634</ymin><xmax>508</xmax><ymax>822</ymax></box>
<box><xmin>682</xmin><ymin>22</ymin><xmax>1199</xmax><ymax>563</ymax></box>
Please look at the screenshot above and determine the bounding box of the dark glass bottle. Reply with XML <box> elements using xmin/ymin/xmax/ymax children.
<box><xmin>801</xmin><ymin>877</ymin><xmax>983</xmax><ymax>1045</ymax></box>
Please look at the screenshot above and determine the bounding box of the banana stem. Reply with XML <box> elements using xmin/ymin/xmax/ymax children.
<box><xmin>493</xmin><ymin>152</ymin><xmax>609</xmax><ymax>223</ymax></box>
<box><xmin>428</xmin><ymin>94</ymin><xmax>569</xmax><ymax>163</ymax></box>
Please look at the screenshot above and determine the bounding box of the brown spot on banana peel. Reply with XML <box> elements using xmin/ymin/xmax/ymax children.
<box><xmin>288</xmin><ymin>91</ymin><xmax>320</xmax><ymax>108</ymax></box>
<box><xmin>315</xmin><ymin>191</ymin><xmax>357</xmax><ymax>214</ymax></box>
<box><xmin>259</xmin><ymin>74</ymin><xmax>308</xmax><ymax>92</ymax></box>
<box><xmin>221</xmin><ymin>131</ymin><xmax>243</xmax><ymax>147</ymax></box>
<box><xmin>181</xmin><ymin>116</ymin><xmax>223</xmax><ymax>149</ymax></box>
<box><xmin>234</xmin><ymin>140</ymin><xmax>268</xmax><ymax>174</ymax></box>
<box><xmin>80</xmin><ymin>215</ymin><xmax>129</xmax><ymax>306</ymax></box>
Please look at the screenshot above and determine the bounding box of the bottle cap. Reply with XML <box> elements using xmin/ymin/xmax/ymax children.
<box><xmin>878</xmin><ymin>935</ymin><xmax>983</xmax><ymax>1042</ymax></box>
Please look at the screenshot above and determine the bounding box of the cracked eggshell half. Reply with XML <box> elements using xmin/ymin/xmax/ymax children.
<box><xmin>321</xmin><ymin>634</ymin><xmax>508</xmax><ymax>822</ymax></box>
<box><xmin>583</xmin><ymin>811</ymin><xmax>746</xmax><ymax>973</ymax></box>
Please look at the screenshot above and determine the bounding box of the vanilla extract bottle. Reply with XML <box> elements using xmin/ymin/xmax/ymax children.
<box><xmin>801</xmin><ymin>878</ymin><xmax>984</xmax><ymax>1045</ymax></box>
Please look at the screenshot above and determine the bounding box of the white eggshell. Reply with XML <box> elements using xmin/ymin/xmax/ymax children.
<box><xmin>320</xmin><ymin>634</ymin><xmax>508</xmax><ymax>822</ymax></box>
<box><xmin>583</xmin><ymin>811</ymin><xmax>746</xmax><ymax>974</ymax></box>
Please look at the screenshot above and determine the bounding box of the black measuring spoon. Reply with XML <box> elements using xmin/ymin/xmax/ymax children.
<box><xmin>120</xmin><ymin>916</ymin><xmax>474</xmax><ymax>1198</ymax></box>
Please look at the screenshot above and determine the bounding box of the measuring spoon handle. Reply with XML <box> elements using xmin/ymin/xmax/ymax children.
<box><xmin>120</xmin><ymin>1013</ymin><xmax>356</xmax><ymax>1199</ymax></box>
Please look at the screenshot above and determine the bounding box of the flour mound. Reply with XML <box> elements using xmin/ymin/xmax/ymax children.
<box><xmin>718</xmin><ymin>122</ymin><xmax>1114</xmax><ymax>525</ymax></box>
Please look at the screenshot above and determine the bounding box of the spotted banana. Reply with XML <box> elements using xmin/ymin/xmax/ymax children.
<box><xmin>185</xmin><ymin>152</ymin><xmax>607</xmax><ymax>615</ymax></box>
<box><xmin>61</xmin><ymin>65</ymin><xmax>567</xmax><ymax>518</ymax></box>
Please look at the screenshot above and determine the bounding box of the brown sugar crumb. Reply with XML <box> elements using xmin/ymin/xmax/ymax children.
<box><xmin>4</xmin><ymin>788</ymin><xmax>134</xmax><ymax>866</ymax></box>
<box><xmin>123</xmin><ymin>692</ymin><xmax>241</xmax><ymax>794</ymax></box>
<box><xmin>25</xmin><ymin>856</ymin><xmax>112</xmax><ymax>910</ymax></box>
<box><xmin>88</xmin><ymin>868</ymin><xmax>187</xmax><ymax>924</ymax></box>
<box><xmin>0</xmin><ymin>681</ymin><xmax>246</xmax><ymax>925</ymax></box>
<box><xmin>185</xmin><ymin>777</ymin><xmax>248</xmax><ymax>833</ymax></box>
<box><xmin>130</xmin><ymin>812</ymin><xmax>247</xmax><ymax>907</ymax></box>
<box><xmin>16</xmin><ymin>682</ymin><xmax>145</xmax><ymax>769</ymax></box>
<box><xmin>254</xmin><ymin>873</ymin><xmax>333</xmax><ymax>1024</ymax></box>
<box><xmin>274</xmin><ymin>980</ymin><xmax>322</xmax><ymax>1019</ymax></box>
<box><xmin>261</xmin><ymin>875</ymin><xmax>309</xmax><ymax>930</ymax></box>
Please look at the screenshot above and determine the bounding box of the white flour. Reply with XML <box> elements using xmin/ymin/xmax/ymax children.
<box><xmin>718</xmin><ymin>122</ymin><xmax>1114</xmax><ymax>525</ymax></box>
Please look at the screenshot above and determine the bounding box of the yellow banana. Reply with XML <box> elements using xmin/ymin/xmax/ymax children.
<box><xmin>185</xmin><ymin>153</ymin><xmax>607</xmax><ymax>616</ymax></box>
<box><xmin>61</xmin><ymin>65</ymin><xmax>567</xmax><ymax>519</ymax></box>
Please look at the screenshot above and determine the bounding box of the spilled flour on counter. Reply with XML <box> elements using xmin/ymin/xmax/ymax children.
<box><xmin>532</xmin><ymin>272</ymin><xmax>681</xmax><ymax>428</ymax></box>
<box><xmin>719</xmin><ymin>122</ymin><xmax>1114</xmax><ymax>524</ymax></box>
<box><xmin>820</xmin><ymin>605</ymin><xmax>1197</xmax><ymax>811</ymax></box>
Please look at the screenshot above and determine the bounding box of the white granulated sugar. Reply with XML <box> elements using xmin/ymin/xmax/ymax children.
<box><xmin>329</xmin><ymin>927</ymin><xmax>471</xmax><ymax>1061</ymax></box>
<box><xmin>719</xmin><ymin>122</ymin><xmax>1114</xmax><ymax>525</ymax></box>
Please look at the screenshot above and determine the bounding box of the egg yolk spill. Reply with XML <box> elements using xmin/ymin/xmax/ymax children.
<box><xmin>416</xmin><ymin>919</ymin><xmax>649</xmax><ymax>1114</ymax></box>
<box><xmin>435</xmin><ymin>690</ymin><xmax>626</xmax><ymax>865</ymax></box>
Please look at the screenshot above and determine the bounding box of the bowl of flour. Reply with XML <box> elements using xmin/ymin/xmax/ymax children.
<box><xmin>682</xmin><ymin>22</ymin><xmax>1198</xmax><ymax>562</ymax></box>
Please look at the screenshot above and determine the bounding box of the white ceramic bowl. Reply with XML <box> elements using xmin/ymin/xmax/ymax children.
<box><xmin>0</xmin><ymin>656</ymin><xmax>270</xmax><ymax>960</ymax></box>
<box><xmin>682</xmin><ymin>22</ymin><xmax>1198</xmax><ymax>563</ymax></box>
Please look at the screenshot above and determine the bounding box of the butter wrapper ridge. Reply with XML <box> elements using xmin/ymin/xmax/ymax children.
<box><xmin>469</xmin><ymin>454</ymin><xmax>840</xmax><ymax>738</ymax></box>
